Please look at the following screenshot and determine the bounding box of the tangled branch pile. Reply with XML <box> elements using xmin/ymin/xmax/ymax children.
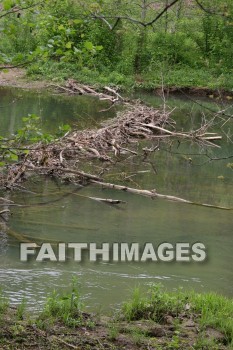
<box><xmin>3</xmin><ymin>103</ymin><xmax>221</xmax><ymax>187</ymax></box>
<box><xmin>50</xmin><ymin>79</ymin><xmax>125</xmax><ymax>105</ymax></box>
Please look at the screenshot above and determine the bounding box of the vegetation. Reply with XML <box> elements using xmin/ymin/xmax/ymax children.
<box><xmin>0</xmin><ymin>112</ymin><xmax>71</xmax><ymax>167</ymax></box>
<box><xmin>0</xmin><ymin>2</ymin><xmax>232</xmax><ymax>349</ymax></box>
<box><xmin>122</xmin><ymin>284</ymin><xmax>233</xmax><ymax>347</ymax></box>
<box><xmin>0</xmin><ymin>284</ymin><xmax>232</xmax><ymax>349</ymax></box>
<box><xmin>0</xmin><ymin>0</ymin><xmax>233</xmax><ymax>91</ymax></box>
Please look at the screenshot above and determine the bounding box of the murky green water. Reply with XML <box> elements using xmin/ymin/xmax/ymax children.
<box><xmin>0</xmin><ymin>87</ymin><xmax>232</xmax><ymax>312</ymax></box>
<box><xmin>0</xmin><ymin>87</ymin><xmax>118</xmax><ymax>136</ymax></box>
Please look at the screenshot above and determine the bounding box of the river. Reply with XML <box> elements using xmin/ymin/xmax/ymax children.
<box><xmin>0</xmin><ymin>87</ymin><xmax>232</xmax><ymax>312</ymax></box>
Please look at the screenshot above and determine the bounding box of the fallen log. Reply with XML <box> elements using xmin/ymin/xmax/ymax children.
<box><xmin>90</xmin><ymin>180</ymin><xmax>233</xmax><ymax>210</ymax></box>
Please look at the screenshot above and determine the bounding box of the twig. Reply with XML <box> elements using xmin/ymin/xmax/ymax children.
<box><xmin>0</xmin><ymin>2</ymin><xmax>42</xmax><ymax>19</ymax></box>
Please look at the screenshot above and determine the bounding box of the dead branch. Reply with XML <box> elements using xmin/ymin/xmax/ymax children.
<box><xmin>0</xmin><ymin>209</ymin><xmax>10</xmax><ymax>217</ymax></box>
<box><xmin>139</xmin><ymin>123</ymin><xmax>222</xmax><ymax>146</ymax></box>
<box><xmin>1</xmin><ymin>101</ymin><xmax>225</xmax><ymax>213</ymax></box>
<box><xmin>87</xmin><ymin>196</ymin><xmax>126</xmax><ymax>205</ymax></box>
<box><xmin>50</xmin><ymin>79</ymin><xmax>126</xmax><ymax>105</ymax></box>
<box><xmin>90</xmin><ymin>180</ymin><xmax>233</xmax><ymax>211</ymax></box>
<box><xmin>3</xmin><ymin>103</ymin><xmax>222</xmax><ymax>191</ymax></box>
<box><xmin>50</xmin><ymin>167</ymin><xmax>102</xmax><ymax>182</ymax></box>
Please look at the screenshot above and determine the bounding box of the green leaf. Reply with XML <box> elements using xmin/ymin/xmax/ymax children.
<box><xmin>95</xmin><ymin>45</ymin><xmax>103</xmax><ymax>51</ymax></box>
<box><xmin>65</xmin><ymin>41</ymin><xmax>73</xmax><ymax>49</ymax></box>
<box><xmin>73</xmin><ymin>19</ymin><xmax>83</xmax><ymax>25</ymax></box>
<box><xmin>9</xmin><ymin>153</ymin><xmax>18</xmax><ymax>162</ymax></box>
<box><xmin>55</xmin><ymin>49</ymin><xmax>64</xmax><ymax>55</ymax></box>
<box><xmin>58</xmin><ymin>25</ymin><xmax>65</xmax><ymax>31</ymax></box>
<box><xmin>84</xmin><ymin>41</ymin><xmax>94</xmax><ymax>51</ymax></box>
<box><xmin>3</xmin><ymin>0</ymin><xmax>13</xmax><ymax>11</ymax></box>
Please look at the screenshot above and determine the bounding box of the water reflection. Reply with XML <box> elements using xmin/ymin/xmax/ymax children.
<box><xmin>0</xmin><ymin>87</ymin><xmax>232</xmax><ymax>311</ymax></box>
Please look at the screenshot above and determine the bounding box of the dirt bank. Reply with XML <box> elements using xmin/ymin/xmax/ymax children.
<box><xmin>1</xmin><ymin>68</ymin><xmax>233</xmax><ymax>101</ymax></box>
<box><xmin>0</xmin><ymin>309</ymin><xmax>228</xmax><ymax>350</ymax></box>
<box><xmin>0</xmin><ymin>68</ymin><xmax>48</xmax><ymax>89</ymax></box>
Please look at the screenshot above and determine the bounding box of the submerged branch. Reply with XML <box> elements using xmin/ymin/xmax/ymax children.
<box><xmin>1</xmin><ymin>102</ymin><xmax>226</xmax><ymax>211</ymax></box>
<box><xmin>90</xmin><ymin>180</ymin><xmax>233</xmax><ymax>211</ymax></box>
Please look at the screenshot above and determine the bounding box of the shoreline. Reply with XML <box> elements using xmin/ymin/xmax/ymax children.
<box><xmin>1</xmin><ymin>68</ymin><xmax>233</xmax><ymax>101</ymax></box>
<box><xmin>0</xmin><ymin>285</ymin><xmax>232</xmax><ymax>350</ymax></box>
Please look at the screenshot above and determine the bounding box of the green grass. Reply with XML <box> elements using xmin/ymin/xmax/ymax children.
<box><xmin>122</xmin><ymin>284</ymin><xmax>186</xmax><ymax>322</ymax></box>
<box><xmin>26</xmin><ymin>60</ymin><xmax>233</xmax><ymax>93</ymax></box>
<box><xmin>122</xmin><ymin>284</ymin><xmax>233</xmax><ymax>347</ymax></box>
<box><xmin>26</xmin><ymin>61</ymin><xmax>135</xmax><ymax>89</ymax></box>
<box><xmin>140</xmin><ymin>66</ymin><xmax>233</xmax><ymax>91</ymax></box>
<box><xmin>0</xmin><ymin>290</ymin><xmax>8</xmax><ymax>315</ymax></box>
<box><xmin>38</xmin><ymin>278</ymin><xmax>84</xmax><ymax>328</ymax></box>
<box><xmin>0</xmin><ymin>284</ymin><xmax>232</xmax><ymax>349</ymax></box>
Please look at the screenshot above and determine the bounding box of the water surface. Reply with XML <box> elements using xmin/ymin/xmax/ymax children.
<box><xmin>0</xmin><ymin>87</ymin><xmax>232</xmax><ymax>311</ymax></box>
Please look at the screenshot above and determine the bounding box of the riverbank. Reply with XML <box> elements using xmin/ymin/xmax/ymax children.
<box><xmin>0</xmin><ymin>68</ymin><xmax>49</xmax><ymax>90</ymax></box>
<box><xmin>1</xmin><ymin>66</ymin><xmax>233</xmax><ymax>100</ymax></box>
<box><xmin>0</xmin><ymin>284</ymin><xmax>232</xmax><ymax>350</ymax></box>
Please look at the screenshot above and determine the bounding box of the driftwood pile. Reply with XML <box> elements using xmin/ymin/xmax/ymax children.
<box><xmin>50</xmin><ymin>79</ymin><xmax>125</xmax><ymax>105</ymax></box>
<box><xmin>28</xmin><ymin>104</ymin><xmax>171</xmax><ymax>167</ymax></box>
<box><xmin>1</xmin><ymin>102</ymin><xmax>229</xmax><ymax>211</ymax></box>
<box><xmin>4</xmin><ymin>103</ymin><xmax>222</xmax><ymax>188</ymax></box>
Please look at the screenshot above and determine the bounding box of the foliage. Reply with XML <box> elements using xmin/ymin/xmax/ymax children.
<box><xmin>0</xmin><ymin>113</ymin><xmax>71</xmax><ymax>166</ymax></box>
<box><xmin>38</xmin><ymin>277</ymin><xmax>83</xmax><ymax>327</ymax></box>
<box><xmin>0</xmin><ymin>0</ymin><xmax>233</xmax><ymax>88</ymax></box>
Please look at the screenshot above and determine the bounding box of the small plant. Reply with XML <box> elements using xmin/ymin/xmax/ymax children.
<box><xmin>0</xmin><ymin>291</ymin><xmax>8</xmax><ymax>315</ymax></box>
<box><xmin>108</xmin><ymin>324</ymin><xmax>119</xmax><ymax>341</ymax></box>
<box><xmin>0</xmin><ymin>114</ymin><xmax>71</xmax><ymax>167</ymax></box>
<box><xmin>194</xmin><ymin>336</ymin><xmax>220</xmax><ymax>350</ymax></box>
<box><xmin>131</xmin><ymin>330</ymin><xmax>145</xmax><ymax>346</ymax></box>
<box><xmin>16</xmin><ymin>298</ymin><xmax>27</xmax><ymax>320</ymax></box>
<box><xmin>167</xmin><ymin>331</ymin><xmax>182</xmax><ymax>349</ymax></box>
<box><xmin>15</xmin><ymin>114</ymin><xmax>55</xmax><ymax>144</ymax></box>
<box><xmin>122</xmin><ymin>284</ymin><xmax>185</xmax><ymax>323</ymax></box>
<box><xmin>39</xmin><ymin>277</ymin><xmax>83</xmax><ymax>327</ymax></box>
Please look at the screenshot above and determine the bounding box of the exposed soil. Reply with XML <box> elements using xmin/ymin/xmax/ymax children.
<box><xmin>0</xmin><ymin>310</ymin><xmax>228</xmax><ymax>350</ymax></box>
<box><xmin>1</xmin><ymin>68</ymin><xmax>233</xmax><ymax>101</ymax></box>
<box><xmin>0</xmin><ymin>68</ymin><xmax>48</xmax><ymax>89</ymax></box>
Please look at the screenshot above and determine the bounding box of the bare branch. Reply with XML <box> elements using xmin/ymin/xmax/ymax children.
<box><xmin>146</xmin><ymin>0</ymin><xmax>180</xmax><ymax>26</ymax></box>
<box><xmin>91</xmin><ymin>0</ymin><xmax>181</xmax><ymax>29</ymax></box>
<box><xmin>91</xmin><ymin>13</ymin><xmax>144</xmax><ymax>29</ymax></box>
<box><xmin>0</xmin><ymin>2</ymin><xmax>42</xmax><ymax>19</ymax></box>
<box><xmin>0</xmin><ymin>60</ymin><xmax>33</xmax><ymax>70</ymax></box>
<box><xmin>195</xmin><ymin>0</ymin><xmax>232</xmax><ymax>18</ymax></box>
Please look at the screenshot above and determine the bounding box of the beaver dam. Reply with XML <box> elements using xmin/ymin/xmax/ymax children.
<box><xmin>1</xmin><ymin>101</ymin><xmax>227</xmax><ymax>212</ymax></box>
<box><xmin>0</xmin><ymin>87</ymin><xmax>232</xmax><ymax>318</ymax></box>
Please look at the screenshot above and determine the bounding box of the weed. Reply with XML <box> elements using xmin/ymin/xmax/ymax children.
<box><xmin>122</xmin><ymin>284</ymin><xmax>233</xmax><ymax>347</ymax></box>
<box><xmin>16</xmin><ymin>298</ymin><xmax>26</xmax><ymax>320</ymax></box>
<box><xmin>108</xmin><ymin>324</ymin><xmax>119</xmax><ymax>341</ymax></box>
<box><xmin>0</xmin><ymin>291</ymin><xmax>8</xmax><ymax>315</ymax></box>
<box><xmin>39</xmin><ymin>277</ymin><xmax>83</xmax><ymax>327</ymax></box>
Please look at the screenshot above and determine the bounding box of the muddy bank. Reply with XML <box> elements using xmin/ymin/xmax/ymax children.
<box><xmin>0</xmin><ymin>285</ymin><xmax>231</xmax><ymax>350</ymax></box>
<box><xmin>150</xmin><ymin>87</ymin><xmax>233</xmax><ymax>100</ymax></box>
<box><xmin>1</xmin><ymin>68</ymin><xmax>233</xmax><ymax>101</ymax></box>
<box><xmin>0</xmin><ymin>68</ymin><xmax>49</xmax><ymax>90</ymax></box>
<box><xmin>0</xmin><ymin>312</ymin><xmax>227</xmax><ymax>350</ymax></box>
